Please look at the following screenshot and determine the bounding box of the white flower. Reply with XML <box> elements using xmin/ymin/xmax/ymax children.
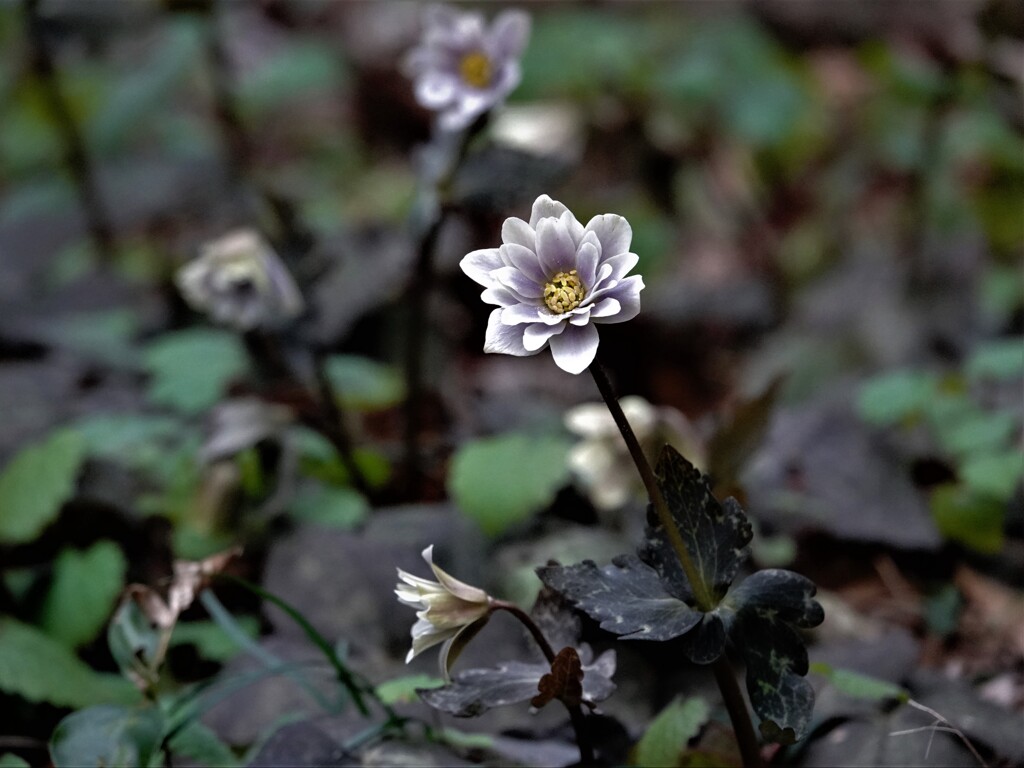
<box><xmin>566</xmin><ymin>396</ymin><xmax>706</xmax><ymax>511</ymax></box>
<box><xmin>176</xmin><ymin>229</ymin><xmax>304</xmax><ymax>331</ymax></box>
<box><xmin>395</xmin><ymin>545</ymin><xmax>493</xmax><ymax>672</ymax></box>
<box><xmin>460</xmin><ymin>195</ymin><xmax>645</xmax><ymax>375</ymax></box>
<box><xmin>404</xmin><ymin>4</ymin><xmax>530</xmax><ymax>132</ymax></box>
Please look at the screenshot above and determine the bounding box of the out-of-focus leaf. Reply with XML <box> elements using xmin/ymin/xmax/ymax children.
<box><xmin>857</xmin><ymin>370</ymin><xmax>938</xmax><ymax>426</ymax></box>
<box><xmin>537</xmin><ymin>556</ymin><xmax>702</xmax><ymax>642</ymax></box>
<box><xmin>167</xmin><ymin>720</ymin><xmax>238</xmax><ymax>767</ymax></box>
<box><xmin>966</xmin><ymin>338</ymin><xmax>1024</xmax><ymax>381</ymax></box>
<box><xmin>448</xmin><ymin>433</ymin><xmax>571</xmax><ymax>537</ymax></box>
<box><xmin>0</xmin><ymin>429</ymin><xmax>85</xmax><ymax>544</ymax></box>
<box><xmin>170</xmin><ymin>617</ymin><xmax>259</xmax><ymax>662</ymax></box>
<box><xmin>324</xmin><ymin>354</ymin><xmax>405</xmax><ymax>412</ymax></box>
<box><xmin>43</xmin><ymin>308</ymin><xmax>141</xmax><ymax>367</ymax></box>
<box><xmin>41</xmin><ymin>541</ymin><xmax>127</xmax><ymax>648</ymax></box>
<box><xmin>50</xmin><ymin>704</ymin><xmax>164</xmax><ymax>768</ymax></box>
<box><xmin>108</xmin><ymin>594</ymin><xmax>164</xmax><ymax>687</ymax></box>
<box><xmin>960</xmin><ymin>451</ymin><xmax>1023</xmax><ymax>500</ymax></box>
<box><xmin>0</xmin><ymin>754</ymin><xmax>29</xmax><ymax>768</ymax></box>
<box><xmin>924</xmin><ymin>584</ymin><xmax>961</xmax><ymax>637</ymax></box>
<box><xmin>237</xmin><ymin>41</ymin><xmax>344</xmax><ymax>116</ymax></box>
<box><xmin>0</xmin><ymin>618</ymin><xmax>139</xmax><ymax>708</ymax></box>
<box><xmin>707</xmin><ymin>379</ymin><xmax>783</xmax><ymax>497</ymax></box>
<box><xmin>930</xmin><ymin>484</ymin><xmax>1005</xmax><ymax>553</ymax></box>
<box><xmin>633</xmin><ymin>696</ymin><xmax>711</xmax><ymax>768</ymax></box>
<box><xmin>936</xmin><ymin>410</ymin><xmax>1016</xmax><ymax>458</ymax></box>
<box><xmin>376</xmin><ymin>674</ymin><xmax>444</xmax><ymax>705</ymax></box>
<box><xmin>810</xmin><ymin>662</ymin><xmax>909</xmax><ymax>703</ymax></box>
<box><xmin>141</xmin><ymin>329</ymin><xmax>248</xmax><ymax>415</ymax></box>
<box><xmin>292</xmin><ymin>427</ymin><xmax>391</xmax><ymax>489</ymax></box>
<box><xmin>289</xmin><ymin>485</ymin><xmax>369</xmax><ymax>530</ymax></box>
<box><xmin>641</xmin><ymin>446</ymin><xmax>752</xmax><ymax>602</ymax></box>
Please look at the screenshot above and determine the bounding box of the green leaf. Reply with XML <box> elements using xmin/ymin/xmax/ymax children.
<box><xmin>237</xmin><ymin>41</ymin><xmax>344</xmax><ymax>116</ymax></box>
<box><xmin>857</xmin><ymin>370</ymin><xmax>938</xmax><ymax>426</ymax></box>
<box><xmin>966</xmin><ymin>338</ymin><xmax>1024</xmax><ymax>381</ymax></box>
<box><xmin>0</xmin><ymin>754</ymin><xmax>29</xmax><ymax>768</ymax></box>
<box><xmin>323</xmin><ymin>354</ymin><xmax>406</xmax><ymax>412</ymax></box>
<box><xmin>141</xmin><ymin>329</ymin><xmax>248</xmax><ymax>414</ymax></box>
<box><xmin>293</xmin><ymin>428</ymin><xmax>392</xmax><ymax>489</ymax></box>
<box><xmin>167</xmin><ymin>720</ymin><xmax>238</xmax><ymax>767</ymax></box>
<box><xmin>960</xmin><ymin>451</ymin><xmax>1023</xmax><ymax>500</ymax></box>
<box><xmin>0</xmin><ymin>618</ymin><xmax>140</xmax><ymax>708</ymax></box>
<box><xmin>41</xmin><ymin>541</ymin><xmax>127</xmax><ymax>647</ymax></box>
<box><xmin>72</xmin><ymin>413</ymin><xmax>184</xmax><ymax>471</ymax></box>
<box><xmin>537</xmin><ymin>556</ymin><xmax>703</xmax><ymax>642</ymax></box>
<box><xmin>448</xmin><ymin>433</ymin><xmax>571</xmax><ymax>536</ymax></box>
<box><xmin>937</xmin><ymin>410</ymin><xmax>1016</xmax><ymax>458</ymax></box>
<box><xmin>634</xmin><ymin>697</ymin><xmax>711</xmax><ymax>767</ymax></box>
<box><xmin>930</xmin><ymin>484</ymin><xmax>1005</xmax><ymax>553</ymax></box>
<box><xmin>290</xmin><ymin>485</ymin><xmax>369</xmax><ymax>529</ymax></box>
<box><xmin>810</xmin><ymin>663</ymin><xmax>909</xmax><ymax>703</ymax></box>
<box><xmin>0</xmin><ymin>430</ymin><xmax>85</xmax><ymax>544</ymax></box>
<box><xmin>643</xmin><ymin>445</ymin><xmax>753</xmax><ymax>602</ymax></box>
<box><xmin>170</xmin><ymin>617</ymin><xmax>259</xmax><ymax>662</ymax></box>
<box><xmin>50</xmin><ymin>705</ymin><xmax>164</xmax><ymax>768</ymax></box>
<box><xmin>376</xmin><ymin>674</ymin><xmax>444</xmax><ymax>705</ymax></box>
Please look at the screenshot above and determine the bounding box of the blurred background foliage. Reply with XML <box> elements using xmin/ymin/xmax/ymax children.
<box><xmin>0</xmin><ymin>0</ymin><xmax>1021</xmax><ymax>765</ymax></box>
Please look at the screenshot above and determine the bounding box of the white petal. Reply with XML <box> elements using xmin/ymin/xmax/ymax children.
<box><xmin>601</xmin><ymin>252</ymin><xmax>640</xmax><ymax>282</ymax></box>
<box><xmin>494</xmin><ymin>266</ymin><xmax>544</xmax><ymax>298</ymax></box>
<box><xmin>523</xmin><ymin>321</ymin><xmax>567</xmax><ymax>351</ymax></box>
<box><xmin>500</xmin><ymin>242</ymin><xmax>545</xmax><ymax>284</ymax></box>
<box><xmin>483</xmin><ymin>308</ymin><xmax>532</xmax><ymax>356</ymax></box>
<box><xmin>589</xmin><ymin>297</ymin><xmax>621</xmax><ymax>318</ymax></box>
<box><xmin>460</xmin><ymin>247</ymin><xmax>502</xmax><ymax>286</ymax></box>
<box><xmin>575</xmin><ymin>241</ymin><xmax>599</xmax><ymax>292</ymax></box>
<box><xmin>559</xmin><ymin>210</ymin><xmax>585</xmax><ymax>246</ymax></box>
<box><xmin>529</xmin><ymin>194</ymin><xmax>569</xmax><ymax>227</ymax></box>
<box><xmin>415</xmin><ymin>73</ymin><xmax>458</xmax><ymax>109</ymax></box>
<box><xmin>480</xmin><ymin>286</ymin><xmax>522</xmax><ymax>307</ymax></box>
<box><xmin>584</xmin><ymin>213</ymin><xmax>632</xmax><ymax>258</ymax></box>
<box><xmin>501</xmin><ymin>303</ymin><xmax>548</xmax><ymax>325</ymax></box>
<box><xmin>501</xmin><ymin>217</ymin><xmax>537</xmax><ymax>251</ymax></box>
<box><xmin>535</xmin><ymin>217</ymin><xmax>577</xmax><ymax>276</ymax></box>
<box><xmin>591</xmin><ymin>275</ymin><xmax>643</xmax><ymax>324</ymax></box>
<box><xmin>490</xmin><ymin>9</ymin><xmax>531</xmax><ymax>58</ymax></box>
<box><xmin>548</xmin><ymin>322</ymin><xmax>600</xmax><ymax>374</ymax></box>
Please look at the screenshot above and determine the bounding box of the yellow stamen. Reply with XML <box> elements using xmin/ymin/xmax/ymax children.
<box><xmin>544</xmin><ymin>269</ymin><xmax>585</xmax><ymax>314</ymax></box>
<box><xmin>459</xmin><ymin>51</ymin><xmax>493</xmax><ymax>89</ymax></box>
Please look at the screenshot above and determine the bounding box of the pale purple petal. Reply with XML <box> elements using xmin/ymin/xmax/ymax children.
<box><xmin>490</xmin><ymin>10</ymin><xmax>530</xmax><ymax>58</ymax></box>
<box><xmin>591</xmin><ymin>276</ymin><xmax>644</xmax><ymax>324</ymax></box>
<box><xmin>483</xmin><ymin>308</ymin><xmax>532</xmax><ymax>356</ymax></box>
<box><xmin>480</xmin><ymin>286</ymin><xmax>522</xmax><ymax>307</ymax></box>
<box><xmin>548</xmin><ymin>323</ymin><xmax>600</xmax><ymax>374</ymax></box>
<box><xmin>589</xmin><ymin>298</ymin><xmax>622</xmax><ymax>318</ymax></box>
<box><xmin>415</xmin><ymin>74</ymin><xmax>458</xmax><ymax>108</ymax></box>
<box><xmin>502</xmin><ymin>303</ymin><xmax>561</xmax><ymax>325</ymax></box>
<box><xmin>575</xmin><ymin>241</ymin><xmax>599</xmax><ymax>292</ymax></box>
<box><xmin>499</xmin><ymin>242</ymin><xmax>546</xmax><ymax>284</ymax></box>
<box><xmin>523</xmin><ymin>320</ymin><xmax>566</xmax><ymax>351</ymax></box>
<box><xmin>568</xmin><ymin>307</ymin><xmax>592</xmax><ymax>326</ymax></box>
<box><xmin>535</xmin><ymin>218</ymin><xmax>577</xmax><ymax>276</ymax></box>
<box><xmin>460</xmin><ymin>247</ymin><xmax>502</xmax><ymax>286</ymax></box>
<box><xmin>529</xmin><ymin>195</ymin><xmax>569</xmax><ymax>227</ymax></box>
<box><xmin>501</xmin><ymin>217</ymin><xmax>536</xmax><ymax>251</ymax></box>
<box><xmin>493</xmin><ymin>266</ymin><xmax>544</xmax><ymax>298</ymax></box>
<box><xmin>559</xmin><ymin>210</ymin><xmax>585</xmax><ymax>246</ymax></box>
<box><xmin>601</xmin><ymin>252</ymin><xmax>640</xmax><ymax>282</ymax></box>
<box><xmin>584</xmin><ymin>214</ymin><xmax>632</xmax><ymax>258</ymax></box>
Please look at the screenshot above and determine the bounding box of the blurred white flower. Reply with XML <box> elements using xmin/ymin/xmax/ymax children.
<box><xmin>177</xmin><ymin>229</ymin><xmax>304</xmax><ymax>331</ymax></box>
<box><xmin>566</xmin><ymin>396</ymin><xmax>706</xmax><ymax>511</ymax></box>
<box><xmin>460</xmin><ymin>194</ymin><xmax>645</xmax><ymax>375</ymax></box>
<box><xmin>404</xmin><ymin>4</ymin><xmax>530</xmax><ymax>131</ymax></box>
<box><xmin>396</xmin><ymin>545</ymin><xmax>493</xmax><ymax>673</ymax></box>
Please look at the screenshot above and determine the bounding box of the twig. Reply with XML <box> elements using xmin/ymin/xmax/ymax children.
<box><xmin>890</xmin><ymin>699</ymin><xmax>988</xmax><ymax>768</ymax></box>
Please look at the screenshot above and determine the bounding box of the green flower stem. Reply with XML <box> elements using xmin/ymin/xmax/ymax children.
<box><xmin>588</xmin><ymin>358</ymin><xmax>762</xmax><ymax>768</ymax></box>
<box><xmin>492</xmin><ymin>601</ymin><xmax>596</xmax><ymax>766</ymax></box>
<box><xmin>311</xmin><ymin>350</ymin><xmax>371</xmax><ymax>496</ymax></box>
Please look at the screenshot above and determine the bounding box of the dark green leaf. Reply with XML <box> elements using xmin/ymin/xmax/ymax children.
<box><xmin>323</xmin><ymin>354</ymin><xmax>405</xmax><ymax>413</ymax></box>
<box><xmin>449</xmin><ymin>433</ymin><xmax>571</xmax><ymax>537</ymax></box>
<box><xmin>108</xmin><ymin>594</ymin><xmax>164</xmax><ymax>685</ymax></box>
<box><xmin>50</xmin><ymin>704</ymin><xmax>164</xmax><ymax>768</ymax></box>
<box><xmin>0</xmin><ymin>618</ymin><xmax>139</xmax><ymax>708</ymax></box>
<box><xmin>0</xmin><ymin>430</ymin><xmax>85</xmax><ymax>544</ymax></box>
<box><xmin>642</xmin><ymin>446</ymin><xmax>752</xmax><ymax>602</ymax></box>
<box><xmin>167</xmin><ymin>720</ymin><xmax>238</xmax><ymax>767</ymax></box>
<box><xmin>537</xmin><ymin>556</ymin><xmax>702</xmax><ymax>642</ymax></box>
<box><xmin>141</xmin><ymin>329</ymin><xmax>248</xmax><ymax>414</ymax></box>
<box><xmin>289</xmin><ymin>485</ymin><xmax>369</xmax><ymax>529</ymax></box>
<box><xmin>634</xmin><ymin>696</ymin><xmax>711</xmax><ymax>768</ymax></box>
<box><xmin>0</xmin><ymin>754</ymin><xmax>29</xmax><ymax>768</ymax></box>
<box><xmin>930</xmin><ymin>483</ymin><xmax>1005</xmax><ymax>553</ymax></box>
<box><xmin>41</xmin><ymin>541</ymin><xmax>127</xmax><ymax>647</ymax></box>
<box><xmin>809</xmin><ymin>663</ymin><xmax>909</xmax><ymax>703</ymax></box>
<box><xmin>857</xmin><ymin>370</ymin><xmax>937</xmax><ymax>426</ymax></box>
<box><xmin>170</xmin><ymin>617</ymin><xmax>259</xmax><ymax>662</ymax></box>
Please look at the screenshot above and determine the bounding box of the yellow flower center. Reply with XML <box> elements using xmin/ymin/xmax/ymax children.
<box><xmin>459</xmin><ymin>51</ymin><xmax>493</xmax><ymax>89</ymax></box>
<box><xmin>544</xmin><ymin>270</ymin><xmax>585</xmax><ymax>314</ymax></box>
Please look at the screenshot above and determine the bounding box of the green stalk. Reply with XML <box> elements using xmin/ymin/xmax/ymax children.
<box><xmin>588</xmin><ymin>358</ymin><xmax>762</xmax><ymax>768</ymax></box>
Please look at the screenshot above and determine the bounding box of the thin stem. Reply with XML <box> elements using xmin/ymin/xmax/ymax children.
<box><xmin>492</xmin><ymin>601</ymin><xmax>596</xmax><ymax>766</ymax></box>
<box><xmin>311</xmin><ymin>351</ymin><xmax>371</xmax><ymax>496</ymax></box>
<box><xmin>588</xmin><ymin>356</ymin><xmax>762</xmax><ymax>768</ymax></box>
<box><xmin>24</xmin><ymin>0</ymin><xmax>115</xmax><ymax>265</ymax></box>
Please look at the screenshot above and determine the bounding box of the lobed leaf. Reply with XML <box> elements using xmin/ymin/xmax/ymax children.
<box><xmin>41</xmin><ymin>541</ymin><xmax>127</xmax><ymax>648</ymax></box>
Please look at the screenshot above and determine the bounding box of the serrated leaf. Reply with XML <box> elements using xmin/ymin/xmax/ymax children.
<box><xmin>0</xmin><ymin>618</ymin><xmax>140</xmax><ymax>708</ymax></box>
<box><xmin>857</xmin><ymin>370</ymin><xmax>938</xmax><ymax>426</ymax></box>
<box><xmin>634</xmin><ymin>696</ymin><xmax>711</xmax><ymax>767</ymax></box>
<box><xmin>448</xmin><ymin>433</ymin><xmax>571</xmax><ymax>537</ymax></box>
<box><xmin>721</xmin><ymin>570</ymin><xmax>824</xmax><ymax>743</ymax></box>
<box><xmin>809</xmin><ymin>663</ymin><xmax>909</xmax><ymax>703</ymax></box>
<box><xmin>41</xmin><ymin>541</ymin><xmax>127</xmax><ymax>647</ymax></box>
<box><xmin>323</xmin><ymin>354</ymin><xmax>406</xmax><ymax>412</ymax></box>
<box><xmin>141</xmin><ymin>329</ymin><xmax>248</xmax><ymax>415</ymax></box>
<box><xmin>537</xmin><ymin>556</ymin><xmax>702</xmax><ymax>642</ymax></box>
<box><xmin>419</xmin><ymin>650</ymin><xmax>615</xmax><ymax>718</ymax></box>
<box><xmin>0</xmin><ymin>430</ymin><xmax>85</xmax><ymax>544</ymax></box>
<box><xmin>642</xmin><ymin>446</ymin><xmax>752</xmax><ymax>602</ymax></box>
<box><xmin>50</xmin><ymin>704</ymin><xmax>164</xmax><ymax>768</ymax></box>
<box><xmin>376</xmin><ymin>674</ymin><xmax>444</xmax><ymax>705</ymax></box>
